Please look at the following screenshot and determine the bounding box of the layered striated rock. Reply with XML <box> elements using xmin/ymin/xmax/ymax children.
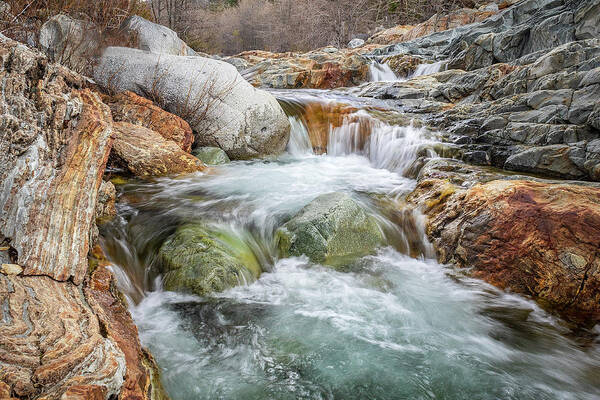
<box><xmin>408</xmin><ymin>160</ymin><xmax>600</xmax><ymax>325</ymax></box>
<box><xmin>0</xmin><ymin>36</ymin><xmax>165</xmax><ymax>399</ymax></box>
<box><xmin>353</xmin><ymin>37</ymin><xmax>600</xmax><ymax>181</ymax></box>
<box><xmin>374</xmin><ymin>0</ymin><xmax>599</xmax><ymax>71</ymax></box>
<box><xmin>105</xmin><ymin>91</ymin><xmax>195</xmax><ymax>152</ymax></box>
<box><xmin>111</xmin><ymin>122</ymin><xmax>204</xmax><ymax>177</ymax></box>
<box><xmin>0</xmin><ymin>40</ymin><xmax>112</xmax><ymax>284</ymax></box>
<box><xmin>86</xmin><ymin>260</ymin><xmax>168</xmax><ymax>400</ymax></box>
<box><xmin>95</xmin><ymin>46</ymin><xmax>290</xmax><ymax>159</ymax></box>
<box><xmin>0</xmin><ymin>274</ymin><xmax>126</xmax><ymax>398</ymax></box>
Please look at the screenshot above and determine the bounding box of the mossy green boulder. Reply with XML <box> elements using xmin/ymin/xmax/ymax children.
<box><xmin>275</xmin><ymin>192</ymin><xmax>385</xmax><ymax>268</ymax></box>
<box><xmin>192</xmin><ymin>147</ymin><xmax>230</xmax><ymax>165</ymax></box>
<box><xmin>159</xmin><ymin>223</ymin><xmax>261</xmax><ymax>296</ymax></box>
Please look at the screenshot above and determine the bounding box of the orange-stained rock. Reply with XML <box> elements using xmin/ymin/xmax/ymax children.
<box><xmin>0</xmin><ymin>275</ymin><xmax>126</xmax><ymax>398</ymax></box>
<box><xmin>368</xmin><ymin>8</ymin><xmax>498</xmax><ymax>45</ymax></box>
<box><xmin>61</xmin><ymin>385</ymin><xmax>107</xmax><ymax>400</ymax></box>
<box><xmin>232</xmin><ymin>47</ymin><xmax>379</xmax><ymax>89</ymax></box>
<box><xmin>86</xmin><ymin>263</ymin><xmax>168</xmax><ymax>400</ymax></box>
<box><xmin>111</xmin><ymin>122</ymin><xmax>205</xmax><ymax>177</ymax></box>
<box><xmin>0</xmin><ymin>34</ymin><xmax>115</xmax><ymax>285</ymax></box>
<box><xmin>105</xmin><ymin>91</ymin><xmax>194</xmax><ymax>152</ymax></box>
<box><xmin>409</xmin><ymin>178</ymin><xmax>600</xmax><ymax>325</ymax></box>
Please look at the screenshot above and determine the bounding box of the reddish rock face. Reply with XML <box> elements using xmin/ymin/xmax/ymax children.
<box><xmin>410</xmin><ymin>178</ymin><xmax>600</xmax><ymax>325</ymax></box>
<box><xmin>111</xmin><ymin>122</ymin><xmax>205</xmax><ymax>177</ymax></box>
<box><xmin>105</xmin><ymin>91</ymin><xmax>195</xmax><ymax>153</ymax></box>
<box><xmin>232</xmin><ymin>47</ymin><xmax>377</xmax><ymax>89</ymax></box>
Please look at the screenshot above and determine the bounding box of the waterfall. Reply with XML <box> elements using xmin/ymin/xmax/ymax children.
<box><xmin>286</xmin><ymin>115</ymin><xmax>314</xmax><ymax>156</ymax></box>
<box><xmin>411</xmin><ymin>60</ymin><xmax>447</xmax><ymax>77</ymax></box>
<box><xmin>327</xmin><ymin>111</ymin><xmax>436</xmax><ymax>175</ymax></box>
<box><xmin>368</xmin><ymin>60</ymin><xmax>399</xmax><ymax>82</ymax></box>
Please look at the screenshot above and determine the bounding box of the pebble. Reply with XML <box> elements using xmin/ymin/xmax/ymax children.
<box><xmin>1</xmin><ymin>263</ymin><xmax>23</xmax><ymax>275</ymax></box>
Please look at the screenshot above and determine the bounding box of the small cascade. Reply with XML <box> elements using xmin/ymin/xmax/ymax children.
<box><xmin>327</xmin><ymin>111</ymin><xmax>436</xmax><ymax>176</ymax></box>
<box><xmin>286</xmin><ymin>116</ymin><xmax>314</xmax><ymax>156</ymax></box>
<box><xmin>368</xmin><ymin>60</ymin><xmax>399</xmax><ymax>82</ymax></box>
<box><xmin>411</xmin><ymin>60</ymin><xmax>447</xmax><ymax>77</ymax></box>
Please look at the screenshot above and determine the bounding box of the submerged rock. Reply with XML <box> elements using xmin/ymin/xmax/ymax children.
<box><xmin>94</xmin><ymin>46</ymin><xmax>290</xmax><ymax>159</ymax></box>
<box><xmin>192</xmin><ymin>146</ymin><xmax>230</xmax><ymax>165</ymax></box>
<box><xmin>276</xmin><ymin>192</ymin><xmax>385</xmax><ymax>268</ymax></box>
<box><xmin>159</xmin><ymin>223</ymin><xmax>262</xmax><ymax>296</ymax></box>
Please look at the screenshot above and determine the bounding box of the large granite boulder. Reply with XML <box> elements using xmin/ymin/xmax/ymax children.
<box><xmin>120</xmin><ymin>15</ymin><xmax>196</xmax><ymax>56</ymax></box>
<box><xmin>276</xmin><ymin>192</ymin><xmax>385</xmax><ymax>268</ymax></box>
<box><xmin>408</xmin><ymin>161</ymin><xmax>600</xmax><ymax>325</ymax></box>
<box><xmin>159</xmin><ymin>223</ymin><xmax>262</xmax><ymax>296</ymax></box>
<box><xmin>94</xmin><ymin>46</ymin><xmax>290</xmax><ymax>159</ymax></box>
<box><xmin>39</xmin><ymin>14</ymin><xmax>100</xmax><ymax>71</ymax></box>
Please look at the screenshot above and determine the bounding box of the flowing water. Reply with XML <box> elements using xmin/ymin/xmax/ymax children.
<box><xmin>411</xmin><ymin>61</ymin><xmax>447</xmax><ymax>77</ymax></box>
<box><xmin>368</xmin><ymin>61</ymin><xmax>400</xmax><ymax>81</ymax></box>
<box><xmin>100</xmin><ymin>88</ymin><xmax>600</xmax><ymax>400</ymax></box>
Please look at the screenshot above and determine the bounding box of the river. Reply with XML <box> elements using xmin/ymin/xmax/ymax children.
<box><xmin>100</xmin><ymin>88</ymin><xmax>600</xmax><ymax>400</ymax></box>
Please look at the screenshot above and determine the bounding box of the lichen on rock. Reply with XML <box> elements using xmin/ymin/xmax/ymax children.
<box><xmin>276</xmin><ymin>192</ymin><xmax>385</xmax><ymax>268</ymax></box>
<box><xmin>159</xmin><ymin>223</ymin><xmax>262</xmax><ymax>296</ymax></box>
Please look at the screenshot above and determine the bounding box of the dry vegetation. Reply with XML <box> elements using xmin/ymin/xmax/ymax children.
<box><xmin>151</xmin><ymin>0</ymin><xmax>477</xmax><ymax>55</ymax></box>
<box><xmin>1</xmin><ymin>0</ymin><xmax>478</xmax><ymax>58</ymax></box>
<box><xmin>1</xmin><ymin>0</ymin><xmax>150</xmax><ymax>44</ymax></box>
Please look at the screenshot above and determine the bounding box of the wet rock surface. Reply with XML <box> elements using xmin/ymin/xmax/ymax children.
<box><xmin>276</xmin><ymin>192</ymin><xmax>385</xmax><ymax>268</ymax></box>
<box><xmin>192</xmin><ymin>146</ymin><xmax>230</xmax><ymax>165</ymax></box>
<box><xmin>159</xmin><ymin>223</ymin><xmax>262</xmax><ymax>296</ymax></box>
<box><xmin>408</xmin><ymin>159</ymin><xmax>600</xmax><ymax>325</ymax></box>
<box><xmin>352</xmin><ymin>38</ymin><xmax>600</xmax><ymax>180</ymax></box>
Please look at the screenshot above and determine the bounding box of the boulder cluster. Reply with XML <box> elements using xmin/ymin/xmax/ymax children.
<box><xmin>0</xmin><ymin>13</ymin><xmax>291</xmax><ymax>397</ymax></box>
